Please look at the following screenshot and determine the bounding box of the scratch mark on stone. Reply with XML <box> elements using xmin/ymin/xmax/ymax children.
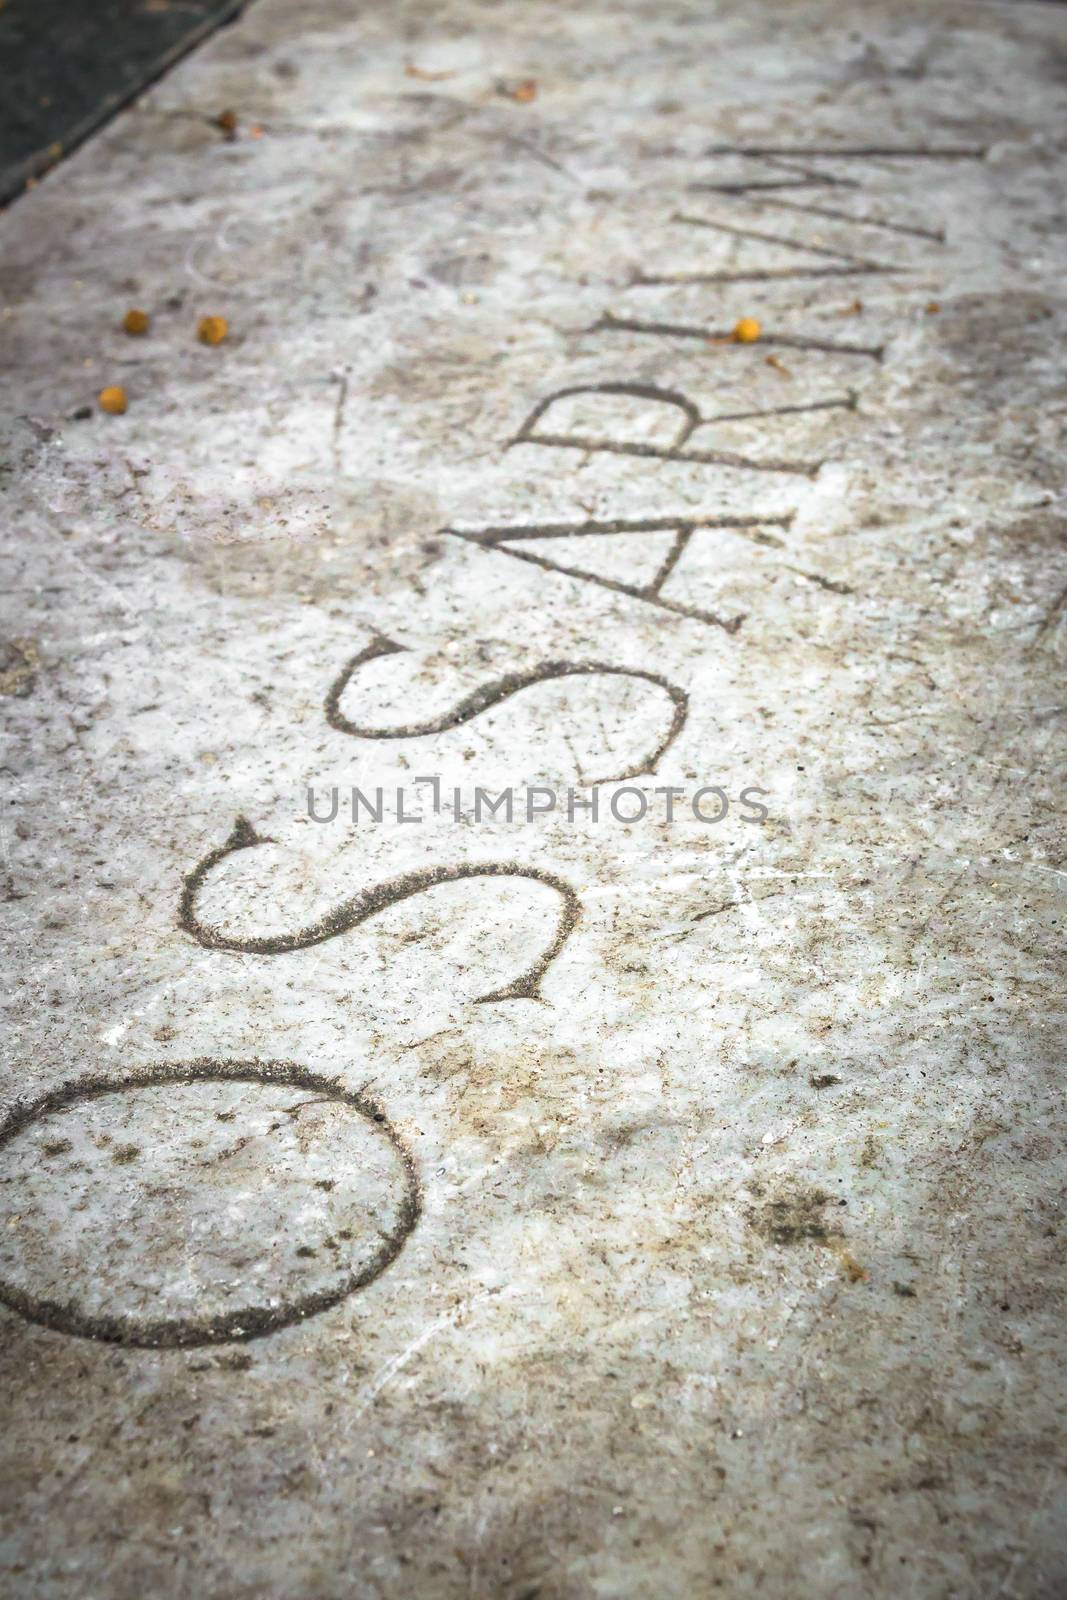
<box><xmin>352</xmin><ymin>1285</ymin><xmax>520</xmax><ymax>1418</ymax></box>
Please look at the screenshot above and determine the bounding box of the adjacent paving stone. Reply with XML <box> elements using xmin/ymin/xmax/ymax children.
<box><xmin>1</xmin><ymin>1</ymin><xmax>1066</xmax><ymax>1596</ymax></box>
<box><xmin>0</xmin><ymin>0</ymin><xmax>245</xmax><ymax>203</ymax></box>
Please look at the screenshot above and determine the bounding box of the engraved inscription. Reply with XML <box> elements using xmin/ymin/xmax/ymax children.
<box><xmin>0</xmin><ymin>1062</ymin><xmax>419</xmax><ymax>1347</ymax></box>
<box><xmin>702</xmin><ymin>194</ymin><xmax>945</xmax><ymax>245</ymax></box>
<box><xmin>446</xmin><ymin>512</ymin><xmax>797</xmax><ymax>633</ymax></box>
<box><xmin>634</xmin><ymin>213</ymin><xmax>896</xmax><ymax>287</ymax></box>
<box><xmin>511</xmin><ymin>382</ymin><xmax>834</xmax><ymax>477</ymax></box>
<box><xmin>702</xmin><ymin>144</ymin><xmax>988</xmax><ymax>159</ymax></box>
<box><xmin>591</xmin><ymin>310</ymin><xmax>884</xmax><ymax>362</ymax></box>
<box><xmin>180</xmin><ymin>817</ymin><xmax>580</xmax><ymax>1003</ymax></box>
<box><xmin>325</xmin><ymin>635</ymin><xmax>689</xmax><ymax>783</ymax></box>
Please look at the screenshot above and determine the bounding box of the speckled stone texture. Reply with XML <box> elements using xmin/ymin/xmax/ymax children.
<box><xmin>1</xmin><ymin>2</ymin><xmax>1066</xmax><ymax>1596</ymax></box>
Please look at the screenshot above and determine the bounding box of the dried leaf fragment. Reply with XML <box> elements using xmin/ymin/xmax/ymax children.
<box><xmin>498</xmin><ymin>77</ymin><xmax>538</xmax><ymax>103</ymax></box>
<box><xmin>831</xmin><ymin>1243</ymin><xmax>868</xmax><ymax>1283</ymax></box>
<box><xmin>404</xmin><ymin>63</ymin><xmax>456</xmax><ymax>81</ymax></box>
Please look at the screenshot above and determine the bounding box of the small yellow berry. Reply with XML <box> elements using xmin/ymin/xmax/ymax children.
<box><xmin>733</xmin><ymin>317</ymin><xmax>761</xmax><ymax>344</ymax></box>
<box><xmin>123</xmin><ymin>308</ymin><xmax>150</xmax><ymax>335</ymax></box>
<box><xmin>98</xmin><ymin>386</ymin><xmax>128</xmax><ymax>415</ymax></box>
<box><xmin>197</xmin><ymin>315</ymin><xmax>229</xmax><ymax>346</ymax></box>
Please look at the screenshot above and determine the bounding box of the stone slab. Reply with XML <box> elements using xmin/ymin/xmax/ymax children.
<box><xmin>1</xmin><ymin>2</ymin><xmax>1066</xmax><ymax>1596</ymax></box>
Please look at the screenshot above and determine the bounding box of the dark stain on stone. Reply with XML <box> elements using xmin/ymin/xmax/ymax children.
<box><xmin>0</xmin><ymin>639</ymin><xmax>38</xmax><ymax>698</ymax></box>
<box><xmin>748</xmin><ymin>1185</ymin><xmax>833</xmax><ymax>1246</ymax></box>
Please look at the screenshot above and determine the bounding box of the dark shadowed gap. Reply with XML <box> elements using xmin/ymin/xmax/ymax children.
<box><xmin>0</xmin><ymin>0</ymin><xmax>248</xmax><ymax>205</ymax></box>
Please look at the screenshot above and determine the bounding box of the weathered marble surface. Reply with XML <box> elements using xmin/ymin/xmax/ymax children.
<box><xmin>1</xmin><ymin>1</ymin><xmax>1066</xmax><ymax>1595</ymax></box>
